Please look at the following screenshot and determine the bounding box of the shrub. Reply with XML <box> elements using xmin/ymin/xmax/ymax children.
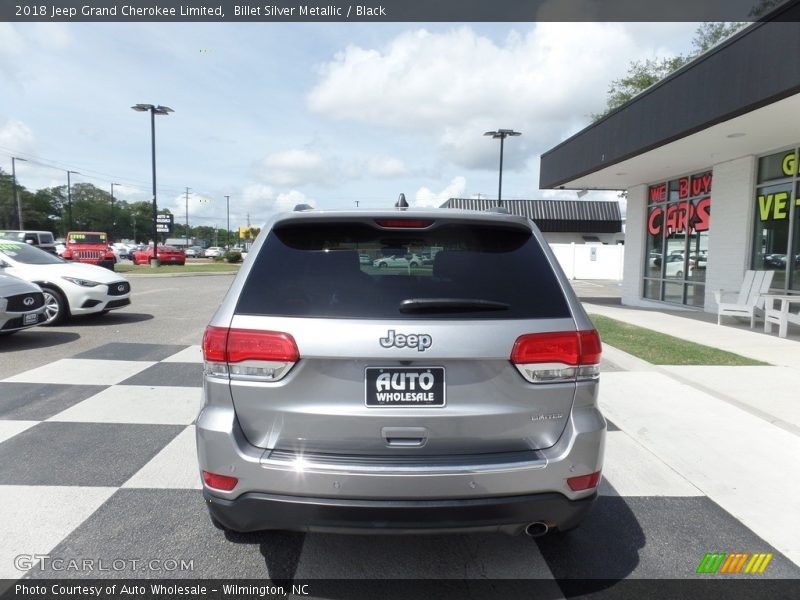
<box><xmin>224</xmin><ymin>251</ymin><xmax>242</xmax><ymax>263</ymax></box>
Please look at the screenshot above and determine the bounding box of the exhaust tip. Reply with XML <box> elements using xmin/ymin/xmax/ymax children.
<box><xmin>524</xmin><ymin>522</ymin><xmax>549</xmax><ymax>538</ymax></box>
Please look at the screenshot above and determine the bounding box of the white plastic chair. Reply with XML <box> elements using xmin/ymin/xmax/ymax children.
<box><xmin>714</xmin><ymin>270</ymin><xmax>774</xmax><ymax>328</ymax></box>
<box><xmin>764</xmin><ymin>295</ymin><xmax>800</xmax><ymax>338</ymax></box>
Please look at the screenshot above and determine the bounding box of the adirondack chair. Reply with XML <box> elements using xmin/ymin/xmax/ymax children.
<box><xmin>714</xmin><ymin>270</ymin><xmax>775</xmax><ymax>327</ymax></box>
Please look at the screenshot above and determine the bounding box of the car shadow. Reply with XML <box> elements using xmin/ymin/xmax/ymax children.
<box><xmin>0</xmin><ymin>330</ymin><xmax>80</xmax><ymax>350</ymax></box>
<box><xmin>216</xmin><ymin>487</ymin><xmax>644</xmax><ymax>598</ymax></box>
<box><xmin>69</xmin><ymin>312</ymin><xmax>154</xmax><ymax>327</ymax></box>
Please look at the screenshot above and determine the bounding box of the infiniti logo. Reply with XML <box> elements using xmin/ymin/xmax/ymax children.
<box><xmin>379</xmin><ymin>329</ymin><xmax>432</xmax><ymax>352</ymax></box>
<box><xmin>23</xmin><ymin>296</ymin><xmax>35</xmax><ymax>306</ymax></box>
<box><xmin>117</xmin><ymin>284</ymin><xmax>125</xmax><ymax>292</ymax></box>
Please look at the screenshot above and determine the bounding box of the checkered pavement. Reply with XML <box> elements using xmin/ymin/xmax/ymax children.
<box><xmin>0</xmin><ymin>342</ymin><xmax>798</xmax><ymax>582</ymax></box>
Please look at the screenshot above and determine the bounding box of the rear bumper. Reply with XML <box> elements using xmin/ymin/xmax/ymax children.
<box><xmin>205</xmin><ymin>489</ymin><xmax>597</xmax><ymax>534</ymax></box>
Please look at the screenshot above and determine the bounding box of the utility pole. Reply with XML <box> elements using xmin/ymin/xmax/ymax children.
<box><xmin>224</xmin><ymin>195</ymin><xmax>230</xmax><ymax>249</ymax></box>
<box><xmin>11</xmin><ymin>157</ymin><xmax>27</xmax><ymax>229</ymax></box>
<box><xmin>185</xmin><ymin>187</ymin><xmax>191</xmax><ymax>250</ymax></box>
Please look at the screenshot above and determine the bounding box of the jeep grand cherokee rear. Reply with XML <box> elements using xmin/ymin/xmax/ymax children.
<box><xmin>197</xmin><ymin>209</ymin><xmax>605</xmax><ymax>535</ymax></box>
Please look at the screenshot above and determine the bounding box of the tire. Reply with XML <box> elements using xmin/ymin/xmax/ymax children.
<box><xmin>41</xmin><ymin>286</ymin><xmax>69</xmax><ymax>326</ymax></box>
<box><xmin>409</xmin><ymin>262</ymin><xmax>419</xmax><ymax>268</ymax></box>
<box><xmin>676</xmin><ymin>270</ymin><xmax>683</xmax><ymax>278</ymax></box>
<box><xmin>378</xmin><ymin>262</ymin><xmax>387</xmax><ymax>268</ymax></box>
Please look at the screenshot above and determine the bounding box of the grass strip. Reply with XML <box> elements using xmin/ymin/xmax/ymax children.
<box><xmin>115</xmin><ymin>263</ymin><xmax>241</xmax><ymax>274</ymax></box>
<box><xmin>589</xmin><ymin>314</ymin><xmax>768</xmax><ymax>366</ymax></box>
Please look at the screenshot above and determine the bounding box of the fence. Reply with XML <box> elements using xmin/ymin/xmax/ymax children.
<box><xmin>549</xmin><ymin>243</ymin><xmax>625</xmax><ymax>280</ymax></box>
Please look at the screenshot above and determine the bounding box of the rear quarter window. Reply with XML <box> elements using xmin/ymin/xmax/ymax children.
<box><xmin>236</xmin><ymin>220</ymin><xmax>571</xmax><ymax>320</ymax></box>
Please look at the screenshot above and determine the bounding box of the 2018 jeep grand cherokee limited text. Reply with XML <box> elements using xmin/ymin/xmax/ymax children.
<box><xmin>197</xmin><ymin>208</ymin><xmax>605</xmax><ymax>536</ymax></box>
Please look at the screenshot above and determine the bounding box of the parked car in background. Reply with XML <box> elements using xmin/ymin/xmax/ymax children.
<box><xmin>205</xmin><ymin>247</ymin><xmax>224</xmax><ymax>258</ymax></box>
<box><xmin>63</xmin><ymin>232</ymin><xmax>116</xmax><ymax>270</ymax></box>
<box><xmin>0</xmin><ymin>230</ymin><xmax>57</xmax><ymax>254</ymax></box>
<box><xmin>0</xmin><ymin>240</ymin><xmax>131</xmax><ymax>325</ymax></box>
<box><xmin>664</xmin><ymin>253</ymin><xmax>691</xmax><ymax>278</ymax></box>
<box><xmin>372</xmin><ymin>253</ymin><xmax>423</xmax><ymax>268</ymax></box>
<box><xmin>185</xmin><ymin>246</ymin><xmax>206</xmax><ymax>258</ymax></box>
<box><xmin>110</xmin><ymin>243</ymin><xmax>133</xmax><ymax>261</ymax></box>
<box><xmin>0</xmin><ymin>272</ymin><xmax>46</xmax><ymax>335</ymax></box>
<box><xmin>131</xmin><ymin>245</ymin><xmax>186</xmax><ymax>266</ymax></box>
<box><xmin>359</xmin><ymin>254</ymin><xmax>371</xmax><ymax>265</ymax></box>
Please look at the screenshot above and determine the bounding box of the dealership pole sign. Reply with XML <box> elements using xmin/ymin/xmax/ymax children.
<box><xmin>155</xmin><ymin>213</ymin><xmax>174</xmax><ymax>234</ymax></box>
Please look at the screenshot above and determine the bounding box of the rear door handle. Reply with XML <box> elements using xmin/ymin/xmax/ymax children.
<box><xmin>382</xmin><ymin>427</ymin><xmax>428</xmax><ymax>447</ymax></box>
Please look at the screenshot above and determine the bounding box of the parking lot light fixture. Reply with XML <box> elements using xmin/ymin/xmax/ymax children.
<box><xmin>131</xmin><ymin>103</ymin><xmax>174</xmax><ymax>266</ymax></box>
<box><xmin>483</xmin><ymin>129</ymin><xmax>522</xmax><ymax>208</ymax></box>
<box><xmin>11</xmin><ymin>157</ymin><xmax>27</xmax><ymax>229</ymax></box>
<box><xmin>110</xmin><ymin>182</ymin><xmax>120</xmax><ymax>240</ymax></box>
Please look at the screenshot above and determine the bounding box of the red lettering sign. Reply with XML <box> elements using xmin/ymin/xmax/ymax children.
<box><xmin>678</xmin><ymin>177</ymin><xmax>690</xmax><ymax>199</ymax></box>
<box><xmin>648</xmin><ymin>197</ymin><xmax>711</xmax><ymax>237</ymax></box>
<box><xmin>649</xmin><ymin>184</ymin><xmax>666</xmax><ymax>203</ymax></box>
<box><xmin>647</xmin><ymin>207</ymin><xmax>663</xmax><ymax>235</ymax></box>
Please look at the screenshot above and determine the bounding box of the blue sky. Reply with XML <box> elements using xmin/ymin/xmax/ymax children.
<box><xmin>0</xmin><ymin>22</ymin><xmax>698</xmax><ymax>230</ymax></box>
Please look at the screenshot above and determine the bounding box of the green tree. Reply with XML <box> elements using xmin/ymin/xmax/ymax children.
<box><xmin>594</xmin><ymin>22</ymin><xmax>747</xmax><ymax>119</ymax></box>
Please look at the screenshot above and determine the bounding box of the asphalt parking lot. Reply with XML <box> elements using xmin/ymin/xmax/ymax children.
<box><xmin>0</xmin><ymin>275</ymin><xmax>798</xmax><ymax>592</ymax></box>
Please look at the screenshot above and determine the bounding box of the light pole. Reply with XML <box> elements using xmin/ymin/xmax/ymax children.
<box><xmin>483</xmin><ymin>129</ymin><xmax>521</xmax><ymax>207</ymax></box>
<box><xmin>131</xmin><ymin>103</ymin><xmax>174</xmax><ymax>265</ymax></box>
<box><xmin>224</xmin><ymin>195</ymin><xmax>230</xmax><ymax>249</ymax></box>
<box><xmin>11</xmin><ymin>157</ymin><xmax>27</xmax><ymax>229</ymax></box>
<box><xmin>66</xmin><ymin>170</ymin><xmax>80</xmax><ymax>230</ymax></box>
<box><xmin>184</xmin><ymin>187</ymin><xmax>191</xmax><ymax>250</ymax></box>
<box><xmin>110</xmin><ymin>182</ymin><xmax>120</xmax><ymax>240</ymax></box>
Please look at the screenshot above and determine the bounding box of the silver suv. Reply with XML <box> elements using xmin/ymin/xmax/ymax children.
<box><xmin>197</xmin><ymin>208</ymin><xmax>605</xmax><ymax>536</ymax></box>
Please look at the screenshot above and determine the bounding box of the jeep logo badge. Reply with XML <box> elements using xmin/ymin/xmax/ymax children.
<box><xmin>379</xmin><ymin>330</ymin><xmax>432</xmax><ymax>352</ymax></box>
<box><xmin>23</xmin><ymin>296</ymin><xmax>35</xmax><ymax>306</ymax></box>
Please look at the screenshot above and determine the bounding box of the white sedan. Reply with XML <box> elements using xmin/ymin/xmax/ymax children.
<box><xmin>0</xmin><ymin>240</ymin><xmax>131</xmax><ymax>325</ymax></box>
<box><xmin>0</xmin><ymin>273</ymin><xmax>47</xmax><ymax>335</ymax></box>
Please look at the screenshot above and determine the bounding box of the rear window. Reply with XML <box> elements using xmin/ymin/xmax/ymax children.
<box><xmin>236</xmin><ymin>220</ymin><xmax>570</xmax><ymax>320</ymax></box>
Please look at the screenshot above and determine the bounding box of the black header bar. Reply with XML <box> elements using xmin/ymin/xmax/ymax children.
<box><xmin>2</xmin><ymin>0</ymin><xmax>799</xmax><ymax>22</ymax></box>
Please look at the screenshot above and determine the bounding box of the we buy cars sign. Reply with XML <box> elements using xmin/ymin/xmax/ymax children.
<box><xmin>155</xmin><ymin>214</ymin><xmax>174</xmax><ymax>233</ymax></box>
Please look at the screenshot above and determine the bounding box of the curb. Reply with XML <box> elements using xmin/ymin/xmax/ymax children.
<box><xmin>122</xmin><ymin>271</ymin><xmax>238</xmax><ymax>278</ymax></box>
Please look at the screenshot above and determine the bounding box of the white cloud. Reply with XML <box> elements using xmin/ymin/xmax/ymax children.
<box><xmin>0</xmin><ymin>118</ymin><xmax>35</xmax><ymax>154</ymax></box>
<box><xmin>366</xmin><ymin>155</ymin><xmax>408</xmax><ymax>178</ymax></box>
<box><xmin>258</xmin><ymin>149</ymin><xmax>331</xmax><ymax>187</ymax></box>
<box><xmin>308</xmin><ymin>24</ymin><xmax>685</xmax><ymax>170</ymax></box>
<box><xmin>275</xmin><ymin>190</ymin><xmax>314</xmax><ymax>212</ymax></box>
<box><xmin>414</xmin><ymin>176</ymin><xmax>467</xmax><ymax>207</ymax></box>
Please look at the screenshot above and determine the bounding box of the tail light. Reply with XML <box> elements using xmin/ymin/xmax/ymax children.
<box><xmin>202</xmin><ymin>470</ymin><xmax>238</xmax><ymax>491</ymax></box>
<box><xmin>567</xmin><ymin>470</ymin><xmax>602</xmax><ymax>491</ymax></box>
<box><xmin>374</xmin><ymin>219</ymin><xmax>434</xmax><ymax>228</ymax></box>
<box><xmin>202</xmin><ymin>326</ymin><xmax>299</xmax><ymax>382</ymax></box>
<box><xmin>511</xmin><ymin>330</ymin><xmax>602</xmax><ymax>384</ymax></box>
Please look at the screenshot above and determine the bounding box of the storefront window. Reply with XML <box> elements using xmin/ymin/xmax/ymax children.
<box><xmin>644</xmin><ymin>171</ymin><xmax>712</xmax><ymax>306</ymax></box>
<box><xmin>753</xmin><ymin>148</ymin><xmax>799</xmax><ymax>293</ymax></box>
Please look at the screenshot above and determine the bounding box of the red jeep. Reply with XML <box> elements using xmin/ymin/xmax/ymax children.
<box><xmin>63</xmin><ymin>231</ymin><xmax>116</xmax><ymax>270</ymax></box>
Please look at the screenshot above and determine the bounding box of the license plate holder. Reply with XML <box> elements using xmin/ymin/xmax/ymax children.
<box><xmin>23</xmin><ymin>312</ymin><xmax>38</xmax><ymax>325</ymax></box>
<box><xmin>365</xmin><ymin>367</ymin><xmax>445</xmax><ymax>408</ymax></box>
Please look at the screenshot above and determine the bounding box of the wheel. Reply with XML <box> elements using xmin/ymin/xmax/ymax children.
<box><xmin>41</xmin><ymin>286</ymin><xmax>69</xmax><ymax>325</ymax></box>
<box><xmin>676</xmin><ymin>270</ymin><xmax>683</xmax><ymax>278</ymax></box>
<box><xmin>378</xmin><ymin>262</ymin><xmax>387</xmax><ymax>268</ymax></box>
<box><xmin>409</xmin><ymin>262</ymin><xmax>419</xmax><ymax>268</ymax></box>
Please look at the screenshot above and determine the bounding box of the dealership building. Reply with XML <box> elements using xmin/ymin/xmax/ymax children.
<box><xmin>539</xmin><ymin>2</ymin><xmax>800</xmax><ymax>311</ymax></box>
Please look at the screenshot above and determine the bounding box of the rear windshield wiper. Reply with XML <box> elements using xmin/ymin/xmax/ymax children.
<box><xmin>399</xmin><ymin>298</ymin><xmax>510</xmax><ymax>313</ymax></box>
